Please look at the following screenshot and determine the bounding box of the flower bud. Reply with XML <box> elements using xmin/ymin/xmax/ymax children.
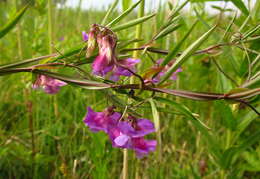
<box><xmin>86</xmin><ymin>25</ymin><xmax>98</xmax><ymax>58</ymax></box>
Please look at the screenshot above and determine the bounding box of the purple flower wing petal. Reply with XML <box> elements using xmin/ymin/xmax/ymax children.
<box><xmin>132</xmin><ymin>119</ymin><xmax>155</xmax><ymax>137</ymax></box>
<box><xmin>110</xmin><ymin>112</ymin><xmax>121</xmax><ymax>122</ymax></box>
<box><xmin>132</xmin><ymin>138</ymin><xmax>157</xmax><ymax>158</ymax></box>
<box><xmin>117</xmin><ymin>121</ymin><xmax>136</xmax><ymax>136</ymax></box>
<box><xmin>114</xmin><ymin>134</ymin><xmax>130</xmax><ymax>147</ymax></box>
<box><xmin>83</xmin><ymin>107</ymin><xmax>108</xmax><ymax>132</ymax></box>
<box><xmin>92</xmin><ymin>55</ymin><xmax>113</xmax><ymax>76</ymax></box>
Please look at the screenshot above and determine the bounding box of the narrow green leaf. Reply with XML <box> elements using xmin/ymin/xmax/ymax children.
<box><xmin>211</xmin><ymin>5</ymin><xmax>233</xmax><ymax>12</ymax></box>
<box><xmin>101</xmin><ymin>0</ymin><xmax>119</xmax><ymax>25</ymax></box>
<box><xmin>159</xmin><ymin>25</ymin><xmax>216</xmax><ymax>84</ymax></box>
<box><xmin>112</xmin><ymin>13</ymin><xmax>156</xmax><ymax>32</ymax></box>
<box><xmin>243</xmin><ymin>36</ymin><xmax>260</xmax><ymax>43</ymax></box>
<box><xmin>149</xmin><ymin>99</ymin><xmax>160</xmax><ymax>132</ymax></box>
<box><xmin>221</xmin><ymin>12</ymin><xmax>237</xmax><ymax>41</ymax></box>
<box><xmin>238</xmin><ymin>15</ymin><xmax>251</xmax><ymax>33</ymax></box>
<box><xmin>153</xmin><ymin>24</ymin><xmax>182</xmax><ymax>41</ymax></box>
<box><xmin>160</xmin><ymin>15</ymin><xmax>180</xmax><ymax>30</ymax></box>
<box><xmin>149</xmin><ymin>99</ymin><xmax>162</xmax><ymax>160</ymax></box>
<box><xmin>0</xmin><ymin>54</ymin><xmax>57</xmax><ymax>70</ymax></box>
<box><xmin>54</xmin><ymin>45</ymin><xmax>85</xmax><ymax>60</ymax></box>
<box><xmin>0</xmin><ymin>4</ymin><xmax>29</xmax><ymax>39</ymax></box>
<box><xmin>242</xmin><ymin>24</ymin><xmax>260</xmax><ymax>40</ymax></box>
<box><xmin>168</xmin><ymin>0</ymin><xmax>189</xmax><ymax>20</ymax></box>
<box><xmin>230</xmin><ymin>0</ymin><xmax>249</xmax><ymax>16</ymax></box>
<box><xmin>118</xmin><ymin>38</ymin><xmax>143</xmax><ymax>49</ymax></box>
<box><xmin>160</xmin><ymin>21</ymin><xmax>198</xmax><ymax>67</ymax></box>
<box><xmin>106</xmin><ymin>0</ymin><xmax>142</xmax><ymax>27</ymax></box>
<box><xmin>37</xmin><ymin>70</ymin><xmax>110</xmax><ymax>87</ymax></box>
<box><xmin>252</xmin><ymin>0</ymin><xmax>260</xmax><ymax>21</ymax></box>
<box><xmin>168</xmin><ymin>1</ymin><xmax>173</xmax><ymax>10</ymax></box>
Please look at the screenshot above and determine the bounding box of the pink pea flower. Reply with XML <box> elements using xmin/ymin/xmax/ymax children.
<box><xmin>83</xmin><ymin>106</ymin><xmax>121</xmax><ymax>133</ymax></box>
<box><xmin>92</xmin><ymin>35</ymin><xmax>116</xmax><ymax>76</ymax></box>
<box><xmin>107</xmin><ymin>121</ymin><xmax>156</xmax><ymax>158</ymax></box>
<box><xmin>83</xmin><ymin>106</ymin><xmax>157</xmax><ymax>158</ymax></box>
<box><xmin>86</xmin><ymin>25</ymin><xmax>98</xmax><ymax>58</ymax></box>
<box><xmin>32</xmin><ymin>75</ymin><xmax>67</xmax><ymax>94</ymax></box>
<box><xmin>110</xmin><ymin>58</ymin><xmax>140</xmax><ymax>81</ymax></box>
<box><xmin>107</xmin><ymin>118</ymin><xmax>156</xmax><ymax>158</ymax></box>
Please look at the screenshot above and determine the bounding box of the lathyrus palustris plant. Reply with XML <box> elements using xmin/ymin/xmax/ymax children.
<box><xmin>0</xmin><ymin>0</ymin><xmax>259</xmax><ymax>174</ymax></box>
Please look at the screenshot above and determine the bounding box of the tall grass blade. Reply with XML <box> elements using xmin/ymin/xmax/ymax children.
<box><xmin>242</xmin><ymin>24</ymin><xmax>260</xmax><ymax>40</ymax></box>
<box><xmin>221</xmin><ymin>12</ymin><xmax>237</xmax><ymax>41</ymax></box>
<box><xmin>168</xmin><ymin>0</ymin><xmax>189</xmax><ymax>20</ymax></box>
<box><xmin>0</xmin><ymin>54</ymin><xmax>57</xmax><ymax>70</ymax></box>
<box><xmin>106</xmin><ymin>0</ymin><xmax>142</xmax><ymax>27</ymax></box>
<box><xmin>101</xmin><ymin>0</ymin><xmax>119</xmax><ymax>25</ymax></box>
<box><xmin>0</xmin><ymin>4</ymin><xmax>29</xmax><ymax>39</ymax></box>
<box><xmin>153</xmin><ymin>24</ymin><xmax>181</xmax><ymax>41</ymax></box>
<box><xmin>112</xmin><ymin>13</ymin><xmax>156</xmax><ymax>32</ymax></box>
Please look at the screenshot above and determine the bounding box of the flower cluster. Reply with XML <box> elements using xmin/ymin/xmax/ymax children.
<box><xmin>32</xmin><ymin>75</ymin><xmax>67</xmax><ymax>94</ymax></box>
<box><xmin>85</xmin><ymin>24</ymin><xmax>139</xmax><ymax>81</ymax></box>
<box><xmin>83</xmin><ymin>106</ymin><xmax>157</xmax><ymax>158</ymax></box>
<box><xmin>28</xmin><ymin>25</ymin><xmax>186</xmax><ymax>160</ymax></box>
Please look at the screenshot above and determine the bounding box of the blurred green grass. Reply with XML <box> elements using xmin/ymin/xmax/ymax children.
<box><xmin>0</xmin><ymin>0</ymin><xmax>260</xmax><ymax>178</ymax></box>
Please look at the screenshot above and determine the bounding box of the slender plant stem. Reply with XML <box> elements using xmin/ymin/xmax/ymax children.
<box><xmin>125</xmin><ymin>1</ymin><xmax>145</xmax><ymax>179</ymax></box>
<box><xmin>48</xmin><ymin>0</ymin><xmax>54</xmax><ymax>54</ymax></box>
<box><xmin>122</xmin><ymin>149</ymin><xmax>128</xmax><ymax>179</ymax></box>
<box><xmin>48</xmin><ymin>0</ymin><xmax>59</xmax><ymax>117</ymax></box>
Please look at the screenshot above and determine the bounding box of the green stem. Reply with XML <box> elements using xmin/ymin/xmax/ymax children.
<box><xmin>122</xmin><ymin>149</ymin><xmax>128</xmax><ymax>179</ymax></box>
<box><xmin>133</xmin><ymin>0</ymin><xmax>145</xmax><ymax>60</ymax></box>
<box><xmin>122</xmin><ymin>1</ymin><xmax>145</xmax><ymax>179</ymax></box>
<box><xmin>48</xmin><ymin>0</ymin><xmax>53</xmax><ymax>54</ymax></box>
<box><xmin>48</xmin><ymin>0</ymin><xmax>59</xmax><ymax>117</ymax></box>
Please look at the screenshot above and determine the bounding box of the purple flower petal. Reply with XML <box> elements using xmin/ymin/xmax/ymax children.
<box><xmin>82</xmin><ymin>31</ymin><xmax>89</xmax><ymax>41</ymax></box>
<box><xmin>92</xmin><ymin>54</ymin><xmax>114</xmax><ymax>76</ymax></box>
<box><xmin>117</xmin><ymin>121</ymin><xmax>136</xmax><ymax>135</ymax></box>
<box><xmin>132</xmin><ymin>138</ymin><xmax>157</xmax><ymax>158</ymax></box>
<box><xmin>114</xmin><ymin>134</ymin><xmax>130</xmax><ymax>146</ymax></box>
<box><xmin>84</xmin><ymin>107</ymin><xmax>112</xmax><ymax>132</ymax></box>
<box><xmin>109</xmin><ymin>58</ymin><xmax>140</xmax><ymax>81</ymax></box>
<box><xmin>132</xmin><ymin>119</ymin><xmax>155</xmax><ymax>137</ymax></box>
<box><xmin>32</xmin><ymin>75</ymin><xmax>67</xmax><ymax>94</ymax></box>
